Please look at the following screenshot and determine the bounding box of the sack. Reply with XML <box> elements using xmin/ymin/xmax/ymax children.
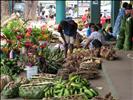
<box><xmin>92</xmin><ymin>39</ymin><xmax>102</xmax><ymax>48</ymax></box>
<box><xmin>1</xmin><ymin>81</ymin><xmax>19</xmax><ymax>98</ymax></box>
<box><xmin>19</xmin><ymin>83</ymin><xmax>46</xmax><ymax>99</ymax></box>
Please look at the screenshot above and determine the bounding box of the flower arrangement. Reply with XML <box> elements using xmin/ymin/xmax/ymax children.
<box><xmin>1</xmin><ymin>18</ymin><xmax>52</xmax><ymax>67</ymax></box>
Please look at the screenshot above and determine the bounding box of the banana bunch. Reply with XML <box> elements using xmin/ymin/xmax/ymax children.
<box><xmin>42</xmin><ymin>75</ymin><xmax>99</xmax><ymax>99</ymax></box>
<box><xmin>43</xmin><ymin>83</ymin><xmax>54</xmax><ymax>98</ymax></box>
<box><xmin>54</xmin><ymin>79</ymin><xmax>70</xmax><ymax>97</ymax></box>
<box><xmin>52</xmin><ymin>75</ymin><xmax>98</xmax><ymax>99</ymax></box>
<box><xmin>68</xmin><ymin>75</ymin><xmax>98</xmax><ymax>99</ymax></box>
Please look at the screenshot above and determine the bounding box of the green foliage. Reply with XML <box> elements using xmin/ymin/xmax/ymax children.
<box><xmin>0</xmin><ymin>57</ymin><xmax>24</xmax><ymax>77</ymax></box>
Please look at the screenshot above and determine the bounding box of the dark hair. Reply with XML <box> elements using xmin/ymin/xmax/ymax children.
<box><xmin>96</xmin><ymin>23</ymin><xmax>102</xmax><ymax>29</ymax></box>
<box><xmin>60</xmin><ymin>20</ymin><xmax>68</xmax><ymax>28</ymax></box>
<box><xmin>92</xmin><ymin>39</ymin><xmax>102</xmax><ymax>48</ymax></box>
<box><xmin>122</xmin><ymin>2</ymin><xmax>128</xmax><ymax>9</ymax></box>
<box><xmin>100</xmin><ymin>14</ymin><xmax>102</xmax><ymax>17</ymax></box>
<box><xmin>89</xmin><ymin>23</ymin><xmax>95</xmax><ymax>27</ymax></box>
<box><xmin>94</xmin><ymin>25</ymin><xmax>99</xmax><ymax>31</ymax></box>
<box><xmin>127</xmin><ymin>4</ymin><xmax>132</xmax><ymax>10</ymax></box>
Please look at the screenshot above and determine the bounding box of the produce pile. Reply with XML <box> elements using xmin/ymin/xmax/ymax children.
<box><xmin>100</xmin><ymin>46</ymin><xmax>117</xmax><ymax>60</ymax></box>
<box><xmin>1</xmin><ymin>76</ymin><xmax>29</xmax><ymax>98</ymax></box>
<box><xmin>58</xmin><ymin>55</ymin><xmax>102</xmax><ymax>80</ymax></box>
<box><xmin>40</xmin><ymin>47</ymin><xmax>64</xmax><ymax>74</ymax></box>
<box><xmin>1</xmin><ymin>74</ymin><xmax>99</xmax><ymax>99</ymax></box>
<box><xmin>0</xmin><ymin>58</ymin><xmax>24</xmax><ymax>78</ymax></box>
<box><xmin>72</xmin><ymin>47</ymin><xmax>117</xmax><ymax>61</ymax></box>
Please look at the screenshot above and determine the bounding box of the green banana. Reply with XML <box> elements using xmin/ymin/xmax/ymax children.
<box><xmin>69</xmin><ymin>75</ymin><xmax>79</xmax><ymax>82</ymax></box>
<box><xmin>63</xmin><ymin>88</ymin><xmax>70</xmax><ymax>96</ymax></box>
<box><xmin>89</xmin><ymin>88</ymin><xmax>98</xmax><ymax>96</ymax></box>
<box><xmin>83</xmin><ymin>86</ymin><xmax>94</xmax><ymax>98</ymax></box>
<box><xmin>54</xmin><ymin>84</ymin><xmax>64</xmax><ymax>89</ymax></box>
<box><xmin>70</xmin><ymin>82</ymin><xmax>81</xmax><ymax>88</ymax></box>
<box><xmin>44</xmin><ymin>86</ymin><xmax>49</xmax><ymax>92</ymax></box>
<box><xmin>57</xmin><ymin>88</ymin><xmax>64</xmax><ymax>97</ymax></box>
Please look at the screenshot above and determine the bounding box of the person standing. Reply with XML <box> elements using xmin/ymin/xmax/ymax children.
<box><xmin>58</xmin><ymin>19</ymin><xmax>78</xmax><ymax>58</ymax></box>
<box><xmin>116</xmin><ymin>4</ymin><xmax>132</xmax><ymax>50</ymax></box>
<box><xmin>112</xmin><ymin>2</ymin><xmax>128</xmax><ymax>38</ymax></box>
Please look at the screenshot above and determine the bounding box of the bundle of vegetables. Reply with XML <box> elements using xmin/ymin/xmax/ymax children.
<box><xmin>1</xmin><ymin>81</ymin><xmax>20</xmax><ymax>98</ymax></box>
<box><xmin>19</xmin><ymin>82</ymin><xmax>54</xmax><ymax>99</ymax></box>
<box><xmin>57</xmin><ymin>60</ymin><xmax>79</xmax><ymax>79</ymax></box>
<box><xmin>81</xmin><ymin>57</ymin><xmax>102</xmax><ymax>69</ymax></box>
<box><xmin>39</xmin><ymin>47</ymin><xmax>64</xmax><ymax>74</ymax></box>
<box><xmin>0</xmin><ymin>57</ymin><xmax>24</xmax><ymax>77</ymax></box>
<box><xmin>123</xmin><ymin>17</ymin><xmax>133</xmax><ymax>50</ymax></box>
<box><xmin>116</xmin><ymin>16</ymin><xmax>126</xmax><ymax>50</ymax></box>
<box><xmin>30</xmin><ymin>74</ymin><xmax>56</xmax><ymax>83</ymax></box>
<box><xmin>100</xmin><ymin>46</ymin><xmax>117</xmax><ymax>60</ymax></box>
<box><xmin>92</xmin><ymin>92</ymin><xmax>116</xmax><ymax>100</ymax></box>
<box><xmin>32</xmin><ymin>73</ymin><xmax>56</xmax><ymax>79</ymax></box>
<box><xmin>0</xmin><ymin>75</ymin><xmax>12</xmax><ymax>91</ymax></box>
<box><xmin>67</xmin><ymin>48</ymin><xmax>100</xmax><ymax>62</ymax></box>
<box><xmin>58</xmin><ymin>56</ymin><xmax>101</xmax><ymax>80</ymax></box>
<box><xmin>51</xmin><ymin>75</ymin><xmax>98</xmax><ymax>99</ymax></box>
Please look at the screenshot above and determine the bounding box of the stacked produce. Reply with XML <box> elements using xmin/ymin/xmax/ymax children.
<box><xmin>72</xmin><ymin>47</ymin><xmax>116</xmax><ymax>61</ymax></box>
<box><xmin>19</xmin><ymin>82</ymin><xmax>54</xmax><ymax>99</ymax></box>
<box><xmin>38</xmin><ymin>47</ymin><xmax>64</xmax><ymax>74</ymax></box>
<box><xmin>100</xmin><ymin>46</ymin><xmax>117</xmax><ymax>60</ymax></box>
<box><xmin>1</xmin><ymin>77</ymin><xmax>29</xmax><ymax>98</ymax></box>
<box><xmin>30</xmin><ymin>74</ymin><xmax>56</xmax><ymax>83</ymax></box>
<box><xmin>42</xmin><ymin>75</ymin><xmax>98</xmax><ymax>99</ymax></box>
<box><xmin>0</xmin><ymin>58</ymin><xmax>24</xmax><ymax>78</ymax></box>
<box><xmin>16</xmin><ymin>74</ymin><xmax>99</xmax><ymax>99</ymax></box>
<box><xmin>58</xmin><ymin>50</ymin><xmax>102</xmax><ymax>80</ymax></box>
<box><xmin>1</xmin><ymin>81</ymin><xmax>20</xmax><ymax>98</ymax></box>
<box><xmin>19</xmin><ymin>73</ymin><xmax>56</xmax><ymax>99</ymax></box>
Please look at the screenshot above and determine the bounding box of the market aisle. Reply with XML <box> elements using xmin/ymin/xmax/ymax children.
<box><xmin>103</xmin><ymin>51</ymin><xmax>133</xmax><ymax>100</ymax></box>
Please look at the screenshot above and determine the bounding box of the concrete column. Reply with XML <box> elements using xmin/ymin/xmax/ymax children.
<box><xmin>90</xmin><ymin>0</ymin><xmax>100</xmax><ymax>24</ymax></box>
<box><xmin>56</xmin><ymin>0</ymin><xmax>66</xmax><ymax>24</ymax></box>
<box><xmin>8</xmin><ymin>0</ymin><xmax>12</xmax><ymax>15</ymax></box>
<box><xmin>111</xmin><ymin>1</ymin><xmax>120</xmax><ymax>27</ymax></box>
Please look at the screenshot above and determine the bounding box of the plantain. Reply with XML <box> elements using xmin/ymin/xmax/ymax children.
<box><xmin>63</xmin><ymin>88</ymin><xmax>70</xmax><ymax>96</ymax></box>
<box><xmin>89</xmin><ymin>88</ymin><xmax>99</xmax><ymax>96</ymax></box>
<box><xmin>69</xmin><ymin>75</ymin><xmax>79</xmax><ymax>82</ymax></box>
<box><xmin>84</xmin><ymin>88</ymin><xmax>94</xmax><ymax>98</ymax></box>
<box><xmin>70</xmin><ymin>82</ymin><xmax>81</xmax><ymax>88</ymax></box>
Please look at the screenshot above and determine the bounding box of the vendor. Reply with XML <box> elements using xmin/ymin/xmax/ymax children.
<box><xmin>85</xmin><ymin>25</ymin><xmax>104</xmax><ymax>49</ymax></box>
<box><xmin>58</xmin><ymin>19</ymin><xmax>78</xmax><ymax>58</ymax></box>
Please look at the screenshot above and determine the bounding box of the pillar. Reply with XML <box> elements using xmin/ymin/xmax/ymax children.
<box><xmin>90</xmin><ymin>0</ymin><xmax>100</xmax><ymax>24</ymax></box>
<box><xmin>111</xmin><ymin>1</ymin><xmax>120</xmax><ymax>27</ymax></box>
<box><xmin>8</xmin><ymin>0</ymin><xmax>13</xmax><ymax>15</ymax></box>
<box><xmin>56</xmin><ymin>0</ymin><xmax>66</xmax><ymax>24</ymax></box>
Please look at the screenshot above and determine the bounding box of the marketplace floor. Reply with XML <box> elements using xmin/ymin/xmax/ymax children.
<box><xmin>103</xmin><ymin>50</ymin><xmax>133</xmax><ymax>100</ymax></box>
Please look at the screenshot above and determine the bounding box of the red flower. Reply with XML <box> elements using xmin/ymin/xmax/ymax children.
<box><xmin>40</xmin><ymin>43</ymin><xmax>47</xmax><ymax>48</ymax></box>
<box><xmin>16</xmin><ymin>34</ymin><xmax>23</xmax><ymax>40</ymax></box>
<box><xmin>27</xmin><ymin>28</ymin><xmax>32</xmax><ymax>33</ymax></box>
<box><xmin>25</xmin><ymin>41</ymin><xmax>33</xmax><ymax>48</ymax></box>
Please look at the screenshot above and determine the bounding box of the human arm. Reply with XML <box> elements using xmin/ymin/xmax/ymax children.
<box><xmin>58</xmin><ymin>24</ymin><xmax>66</xmax><ymax>44</ymax></box>
<box><xmin>84</xmin><ymin>33</ymin><xmax>93</xmax><ymax>48</ymax></box>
